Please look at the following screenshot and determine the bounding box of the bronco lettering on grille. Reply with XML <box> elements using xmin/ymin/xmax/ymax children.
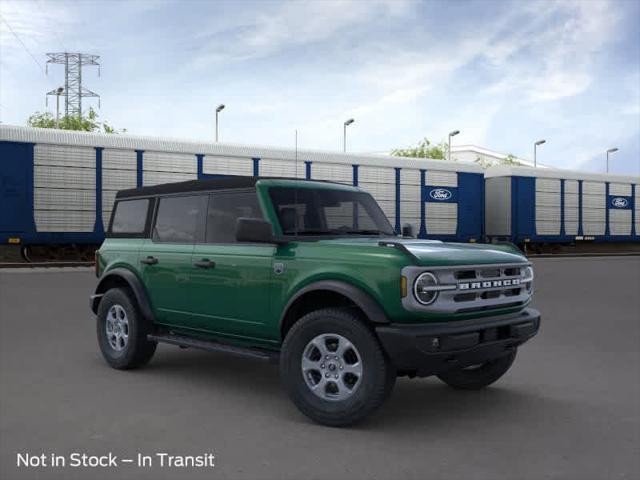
<box><xmin>458</xmin><ymin>278</ymin><xmax>521</xmax><ymax>290</ymax></box>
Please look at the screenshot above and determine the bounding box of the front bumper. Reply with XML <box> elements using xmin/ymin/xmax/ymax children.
<box><xmin>376</xmin><ymin>308</ymin><xmax>540</xmax><ymax>377</ymax></box>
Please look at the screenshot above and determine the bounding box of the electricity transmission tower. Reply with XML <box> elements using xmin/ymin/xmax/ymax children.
<box><xmin>46</xmin><ymin>53</ymin><xmax>100</xmax><ymax>118</ymax></box>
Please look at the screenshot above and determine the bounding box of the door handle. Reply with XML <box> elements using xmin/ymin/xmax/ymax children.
<box><xmin>140</xmin><ymin>256</ymin><xmax>158</xmax><ymax>265</ymax></box>
<box><xmin>194</xmin><ymin>259</ymin><xmax>215</xmax><ymax>269</ymax></box>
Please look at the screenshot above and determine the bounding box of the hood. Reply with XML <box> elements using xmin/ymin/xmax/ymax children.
<box><xmin>398</xmin><ymin>239</ymin><xmax>526</xmax><ymax>266</ymax></box>
<box><xmin>317</xmin><ymin>237</ymin><xmax>527</xmax><ymax>266</ymax></box>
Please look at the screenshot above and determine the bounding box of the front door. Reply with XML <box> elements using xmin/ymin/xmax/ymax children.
<box><xmin>140</xmin><ymin>194</ymin><xmax>207</xmax><ymax>327</ymax></box>
<box><xmin>189</xmin><ymin>190</ymin><xmax>275</xmax><ymax>340</ymax></box>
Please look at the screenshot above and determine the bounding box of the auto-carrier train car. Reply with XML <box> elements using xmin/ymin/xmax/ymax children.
<box><xmin>484</xmin><ymin>165</ymin><xmax>639</xmax><ymax>248</ymax></box>
<box><xmin>0</xmin><ymin>125</ymin><xmax>484</xmax><ymax>259</ymax></box>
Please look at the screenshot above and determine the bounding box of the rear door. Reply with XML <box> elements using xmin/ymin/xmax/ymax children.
<box><xmin>140</xmin><ymin>194</ymin><xmax>207</xmax><ymax>327</ymax></box>
<box><xmin>190</xmin><ymin>190</ymin><xmax>275</xmax><ymax>339</ymax></box>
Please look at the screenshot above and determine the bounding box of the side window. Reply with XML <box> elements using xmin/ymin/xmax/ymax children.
<box><xmin>152</xmin><ymin>195</ymin><xmax>207</xmax><ymax>243</ymax></box>
<box><xmin>325</xmin><ymin>201</ymin><xmax>379</xmax><ymax>231</ymax></box>
<box><xmin>110</xmin><ymin>199</ymin><xmax>150</xmax><ymax>235</ymax></box>
<box><xmin>206</xmin><ymin>191</ymin><xmax>263</xmax><ymax>243</ymax></box>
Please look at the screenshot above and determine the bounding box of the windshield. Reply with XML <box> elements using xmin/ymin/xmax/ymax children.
<box><xmin>268</xmin><ymin>187</ymin><xmax>396</xmax><ymax>236</ymax></box>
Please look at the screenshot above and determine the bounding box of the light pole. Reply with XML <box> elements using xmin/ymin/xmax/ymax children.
<box><xmin>448</xmin><ymin>130</ymin><xmax>460</xmax><ymax>161</ymax></box>
<box><xmin>55</xmin><ymin>87</ymin><xmax>64</xmax><ymax>128</ymax></box>
<box><xmin>606</xmin><ymin>148</ymin><xmax>618</xmax><ymax>173</ymax></box>
<box><xmin>343</xmin><ymin>118</ymin><xmax>355</xmax><ymax>152</ymax></box>
<box><xmin>215</xmin><ymin>104</ymin><xmax>225</xmax><ymax>142</ymax></box>
<box><xmin>534</xmin><ymin>139</ymin><xmax>546</xmax><ymax>167</ymax></box>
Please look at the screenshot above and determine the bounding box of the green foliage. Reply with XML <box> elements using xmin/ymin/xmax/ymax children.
<box><xmin>391</xmin><ymin>138</ymin><xmax>449</xmax><ymax>160</ymax></box>
<box><xmin>474</xmin><ymin>156</ymin><xmax>492</xmax><ymax>169</ymax></box>
<box><xmin>502</xmin><ymin>154</ymin><xmax>521</xmax><ymax>165</ymax></box>
<box><xmin>474</xmin><ymin>153</ymin><xmax>522</xmax><ymax>169</ymax></box>
<box><xmin>26</xmin><ymin>107</ymin><xmax>126</xmax><ymax>134</ymax></box>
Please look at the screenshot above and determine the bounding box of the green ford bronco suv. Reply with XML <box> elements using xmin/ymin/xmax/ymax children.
<box><xmin>91</xmin><ymin>177</ymin><xmax>540</xmax><ymax>426</ymax></box>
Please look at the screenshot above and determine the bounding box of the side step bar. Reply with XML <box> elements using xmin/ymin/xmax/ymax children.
<box><xmin>148</xmin><ymin>333</ymin><xmax>279</xmax><ymax>363</ymax></box>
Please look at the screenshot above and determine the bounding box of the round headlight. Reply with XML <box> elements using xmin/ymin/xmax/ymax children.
<box><xmin>414</xmin><ymin>272</ymin><xmax>439</xmax><ymax>305</ymax></box>
<box><xmin>524</xmin><ymin>266</ymin><xmax>534</xmax><ymax>293</ymax></box>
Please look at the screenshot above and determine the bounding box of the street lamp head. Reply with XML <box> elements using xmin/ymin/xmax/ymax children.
<box><xmin>449</xmin><ymin>130</ymin><xmax>460</xmax><ymax>137</ymax></box>
<box><xmin>607</xmin><ymin>147</ymin><xmax>619</xmax><ymax>154</ymax></box>
<box><xmin>535</xmin><ymin>139</ymin><xmax>546</xmax><ymax>146</ymax></box>
<box><xmin>216</xmin><ymin>104</ymin><xmax>225</xmax><ymax>113</ymax></box>
<box><xmin>56</xmin><ymin>87</ymin><xmax>64</xmax><ymax>94</ymax></box>
<box><xmin>344</xmin><ymin>118</ymin><xmax>355</xmax><ymax>126</ymax></box>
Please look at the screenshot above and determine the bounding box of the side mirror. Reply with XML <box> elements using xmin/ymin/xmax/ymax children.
<box><xmin>236</xmin><ymin>218</ymin><xmax>283</xmax><ymax>244</ymax></box>
<box><xmin>401</xmin><ymin>223</ymin><xmax>414</xmax><ymax>238</ymax></box>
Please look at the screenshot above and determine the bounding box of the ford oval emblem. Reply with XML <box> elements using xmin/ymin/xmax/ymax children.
<box><xmin>611</xmin><ymin>197</ymin><xmax>628</xmax><ymax>208</ymax></box>
<box><xmin>429</xmin><ymin>188</ymin><xmax>452</xmax><ymax>201</ymax></box>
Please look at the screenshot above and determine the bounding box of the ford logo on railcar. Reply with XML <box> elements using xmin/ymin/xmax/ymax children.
<box><xmin>429</xmin><ymin>188</ymin><xmax>452</xmax><ymax>201</ymax></box>
<box><xmin>611</xmin><ymin>197</ymin><xmax>628</xmax><ymax>208</ymax></box>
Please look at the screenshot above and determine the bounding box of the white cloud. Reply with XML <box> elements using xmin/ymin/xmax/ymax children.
<box><xmin>191</xmin><ymin>0</ymin><xmax>412</xmax><ymax>68</ymax></box>
<box><xmin>0</xmin><ymin>0</ymin><xmax>637</xmax><ymax>174</ymax></box>
<box><xmin>483</xmin><ymin>0</ymin><xmax>619</xmax><ymax>103</ymax></box>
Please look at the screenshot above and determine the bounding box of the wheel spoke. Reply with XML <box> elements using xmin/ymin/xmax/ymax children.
<box><xmin>301</xmin><ymin>356</ymin><xmax>319</xmax><ymax>372</ymax></box>
<box><xmin>335</xmin><ymin>338</ymin><xmax>353</xmax><ymax>359</ymax></box>
<box><xmin>311</xmin><ymin>339</ymin><xmax>330</xmax><ymax>358</ymax></box>
<box><xmin>342</xmin><ymin>362</ymin><xmax>362</xmax><ymax>376</ymax></box>
<box><xmin>312</xmin><ymin>376</ymin><xmax>327</xmax><ymax>390</ymax></box>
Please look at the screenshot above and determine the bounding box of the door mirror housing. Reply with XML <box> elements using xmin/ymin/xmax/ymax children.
<box><xmin>236</xmin><ymin>218</ymin><xmax>285</xmax><ymax>244</ymax></box>
<box><xmin>401</xmin><ymin>223</ymin><xmax>414</xmax><ymax>238</ymax></box>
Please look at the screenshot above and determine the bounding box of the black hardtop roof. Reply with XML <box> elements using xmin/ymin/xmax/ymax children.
<box><xmin>115</xmin><ymin>176</ymin><xmax>345</xmax><ymax>199</ymax></box>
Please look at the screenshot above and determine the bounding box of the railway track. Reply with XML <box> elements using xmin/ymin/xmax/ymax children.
<box><xmin>527</xmin><ymin>252</ymin><xmax>640</xmax><ymax>258</ymax></box>
<box><xmin>0</xmin><ymin>261</ymin><xmax>93</xmax><ymax>269</ymax></box>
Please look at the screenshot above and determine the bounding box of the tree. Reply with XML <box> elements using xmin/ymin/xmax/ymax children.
<box><xmin>502</xmin><ymin>154</ymin><xmax>521</xmax><ymax>165</ymax></box>
<box><xmin>391</xmin><ymin>138</ymin><xmax>449</xmax><ymax>160</ymax></box>
<box><xmin>26</xmin><ymin>107</ymin><xmax>125</xmax><ymax>134</ymax></box>
<box><xmin>474</xmin><ymin>153</ymin><xmax>522</xmax><ymax>169</ymax></box>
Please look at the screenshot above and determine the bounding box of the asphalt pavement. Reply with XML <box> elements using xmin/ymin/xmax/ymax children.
<box><xmin>0</xmin><ymin>257</ymin><xmax>639</xmax><ymax>480</ymax></box>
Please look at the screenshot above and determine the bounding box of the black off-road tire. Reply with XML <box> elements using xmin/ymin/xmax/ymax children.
<box><xmin>437</xmin><ymin>349</ymin><xmax>517</xmax><ymax>390</ymax></box>
<box><xmin>96</xmin><ymin>288</ymin><xmax>157</xmax><ymax>370</ymax></box>
<box><xmin>280</xmin><ymin>308</ymin><xmax>396</xmax><ymax>427</ymax></box>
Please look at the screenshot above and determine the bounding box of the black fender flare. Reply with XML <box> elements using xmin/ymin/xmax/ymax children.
<box><xmin>90</xmin><ymin>268</ymin><xmax>155</xmax><ymax>323</ymax></box>
<box><xmin>279</xmin><ymin>280</ymin><xmax>390</xmax><ymax>330</ymax></box>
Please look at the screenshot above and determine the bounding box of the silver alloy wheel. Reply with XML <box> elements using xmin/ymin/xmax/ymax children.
<box><xmin>301</xmin><ymin>333</ymin><xmax>363</xmax><ymax>401</ymax></box>
<box><xmin>105</xmin><ymin>304</ymin><xmax>129</xmax><ymax>352</ymax></box>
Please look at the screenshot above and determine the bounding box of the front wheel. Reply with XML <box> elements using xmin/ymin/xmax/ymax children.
<box><xmin>437</xmin><ymin>349</ymin><xmax>517</xmax><ymax>390</ymax></box>
<box><xmin>280</xmin><ymin>308</ymin><xmax>396</xmax><ymax>427</ymax></box>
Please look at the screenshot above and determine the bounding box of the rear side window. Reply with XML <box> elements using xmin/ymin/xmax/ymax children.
<box><xmin>110</xmin><ymin>199</ymin><xmax>150</xmax><ymax>235</ymax></box>
<box><xmin>206</xmin><ymin>191</ymin><xmax>263</xmax><ymax>243</ymax></box>
<box><xmin>153</xmin><ymin>195</ymin><xmax>207</xmax><ymax>243</ymax></box>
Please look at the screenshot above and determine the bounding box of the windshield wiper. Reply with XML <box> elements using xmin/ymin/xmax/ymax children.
<box><xmin>282</xmin><ymin>228</ymin><xmax>391</xmax><ymax>236</ymax></box>
<box><xmin>338</xmin><ymin>229</ymin><xmax>388</xmax><ymax>235</ymax></box>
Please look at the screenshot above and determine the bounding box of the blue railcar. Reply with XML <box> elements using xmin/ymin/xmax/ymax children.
<box><xmin>0</xmin><ymin>125</ymin><xmax>485</xmax><ymax>257</ymax></box>
<box><xmin>484</xmin><ymin>165</ymin><xmax>640</xmax><ymax>246</ymax></box>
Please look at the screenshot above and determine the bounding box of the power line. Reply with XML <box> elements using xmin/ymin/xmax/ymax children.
<box><xmin>32</xmin><ymin>0</ymin><xmax>69</xmax><ymax>52</ymax></box>
<box><xmin>0</xmin><ymin>14</ymin><xmax>46</xmax><ymax>75</ymax></box>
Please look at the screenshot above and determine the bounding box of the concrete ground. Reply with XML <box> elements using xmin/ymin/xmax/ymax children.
<box><xmin>0</xmin><ymin>257</ymin><xmax>639</xmax><ymax>480</ymax></box>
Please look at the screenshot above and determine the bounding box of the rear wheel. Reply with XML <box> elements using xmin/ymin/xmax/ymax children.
<box><xmin>280</xmin><ymin>308</ymin><xmax>395</xmax><ymax>427</ymax></box>
<box><xmin>96</xmin><ymin>288</ymin><xmax>157</xmax><ymax>369</ymax></box>
<box><xmin>437</xmin><ymin>349</ymin><xmax>517</xmax><ymax>390</ymax></box>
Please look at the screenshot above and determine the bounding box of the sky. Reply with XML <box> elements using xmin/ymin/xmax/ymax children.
<box><xmin>0</xmin><ymin>0</ymin><xmax>639</xmax><ymax>175</ymax></box>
